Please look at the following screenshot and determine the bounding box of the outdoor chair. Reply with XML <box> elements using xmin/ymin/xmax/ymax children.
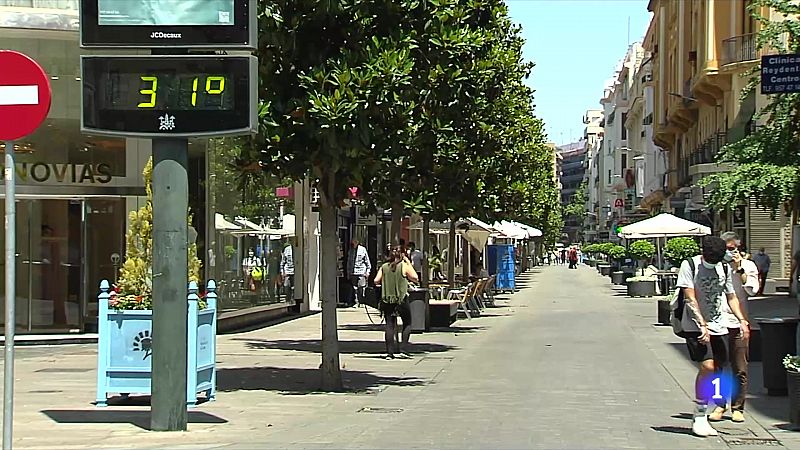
<box><xmin>481</xmin><ymin>275</ymin><xmax>497</xmax><ymax>306</ymax></box>
<box><xmin>447</xmin><ymin>282</ymin><xmax>475</xmax><ymax>319</ymax></box>
<box><xmin>472</xmin><ymin>278</ymin><xmax>487</xmax><ymax>311</ymax></box>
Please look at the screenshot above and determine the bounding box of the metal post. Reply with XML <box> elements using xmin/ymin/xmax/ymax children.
<box><xmin>150</xmin><ymin>138</ymin><xmax>189</xmax><ymax>431</ymax></box>
<box><xmin>3</xmin><ymin>141</ymin><xmax>15</xmax><ymax>450</ymax></box>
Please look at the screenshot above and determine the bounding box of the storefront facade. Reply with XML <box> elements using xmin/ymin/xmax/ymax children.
<box><xmin>0</xmin><ymin>3</ymin><xmax>151</xmax><ymax>333</ymax></box>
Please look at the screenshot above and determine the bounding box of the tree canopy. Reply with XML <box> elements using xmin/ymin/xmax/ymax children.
<box><xmin>254</xmin><ymin>0</ymin><xmax>558</xmax><ymax>390</ymax></box>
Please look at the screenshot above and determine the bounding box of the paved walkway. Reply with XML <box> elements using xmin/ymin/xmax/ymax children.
<box><xmin>2</xmin><ymin>266</ymin><xmax>799</xmax><ymax>449</ymax></box>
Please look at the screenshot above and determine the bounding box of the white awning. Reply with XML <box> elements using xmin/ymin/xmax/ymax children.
<box><xmin>618</xmin><ymin>213</ymin><xmax>711</xmax><ymax>238</ymax></box>
<box><xmin>214</xmin><ymin>213</ymin><xmax>241</xmax><ymax>231</ymax></box>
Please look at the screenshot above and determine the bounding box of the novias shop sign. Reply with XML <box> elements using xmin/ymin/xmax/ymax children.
<box><xmin>0</xmin><ymin>162</ymin><xmax>113</xmax><ymax>184</ymax></box>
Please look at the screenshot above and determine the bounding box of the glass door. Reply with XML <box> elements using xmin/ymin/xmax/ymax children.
<box><xmin>0</xmin><ymin>199</ymin><xmax>83</xmax><ymax>333</ymax></box>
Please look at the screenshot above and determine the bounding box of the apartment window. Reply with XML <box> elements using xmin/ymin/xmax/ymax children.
<box><xmin>621</xmin><ymin>153</ymin><xmax>628</xmax><ymax>171</ymax></box>
<box><xmin>743</xmin><ymin>0</ymin><xmax>756</xmax><ymax>35</ymax></box>
<box><xmin>621</xmin><ymin>113</ymin><xmax>628</xmax><ymax>140</ymax></box>
<box><xmin>608</xmin><ymin>170</ymin><xmax>612</xmax><ymax>185</ymax></box>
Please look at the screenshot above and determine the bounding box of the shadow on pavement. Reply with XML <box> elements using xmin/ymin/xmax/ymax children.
<box><xmin>41</xmin><ymin>409</ymin><xmax>227</xmax><ymax>430</ymax></box>
<box><xmin>241</xmin><ymin>339</ymin><xmax>457</xmax><ymax>355</ymax></box>
<box><xmin>427</xmin><ymin>325</ymin><xmax>487</xmax><ymax>334</ymax></box>
<box><xmin>338</xmin><ymin>324</ymin><xmax>384</xmax><ymax>332</ymax></box>
<box><xmin>217</xmin><ymin>366</ymin><xmax>427</xmax><ymax>395</ymax></box>
<box><xmin>650</xmin><ymin>425</ymin><xmax>698</xmax><ymax>437</ymax></box>
<box><xmin>668</xmin><ymin>344</ymin><xmax>790</xmax><ymax>423</ymax></box>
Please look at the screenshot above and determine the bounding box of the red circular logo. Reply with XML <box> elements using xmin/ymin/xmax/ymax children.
<box><xmin>0</xmin><ymin>51</ymin><xmax>52</xmax><ymax>141</ymax></box>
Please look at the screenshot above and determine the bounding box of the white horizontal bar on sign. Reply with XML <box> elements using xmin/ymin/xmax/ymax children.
<box><xmin>0</xmin><ymin>85</ymin><xmax>39</xmax><ymax>106</ymax></box>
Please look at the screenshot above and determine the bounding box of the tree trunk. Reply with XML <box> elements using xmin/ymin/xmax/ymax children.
<box><xmin>422</xmin><ymin>217</ymin><xmax>430</xmax><ymax>288</ymax></box>
<box><xmin>391</xmin><ymin>199</ymin><xmax>403</xmax><ymax>245</ymax></box>
<box><xmin>319</xmin><ymin>177</ymin><xmax>342</xmax><ymax>391</ymax></box>
<box><xmin>448</xmin><ymin>220</ymin><xmax>456</xmax><ymax>289</ymax></box>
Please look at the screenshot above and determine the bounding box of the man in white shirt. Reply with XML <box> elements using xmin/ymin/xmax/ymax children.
<box><xmin>708</xmin><ymin>232</ymin><xmax>758</xmax><ymax>424</ymax></box>
<box><xmin>676</xmin><ymin>236</ymin><xmax>749</xmax><ymax>437</ymax></box>
<box><xmin>347</xmin><ymin>239</ymin><xmax>372</xmax><ymax>308</ymax></box>
<box><xmin>280</xmin><ymin>240</ymin><xmax>295</xmax><ymax>301</ymax></box>
<box><xmin>408</xmin><ymin>242</ymin><xmax>424</xmax><ymax>281</ymax></box>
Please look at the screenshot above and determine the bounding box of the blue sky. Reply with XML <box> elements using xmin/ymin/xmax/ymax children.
<box><xmin>507</xmin><ymin>0</ymin><xmax>652</xmax><ymax>145</ymax></box>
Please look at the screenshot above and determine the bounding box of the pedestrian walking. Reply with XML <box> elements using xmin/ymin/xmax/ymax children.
<box><xmin>280</xmin><ymin>239</ymin><xmax>295</xmax><ymax>301</ymax></box>
<box><xmin>752</xmin><ymin>247</ymin><xmax>770</xmax><ymax>296</ymax></box>
<box><xmin>708</xmin><ymin>232</ymin><xmax>758</xmax><ymax>424</ymax></box>
<box><xmin>373</xmin><ymin>245</ymin><xmax>419</xmax><ymax>360</ymax></box>
<box><xmin>560</xmin><ymin>248</ymin><xmax>566</xmax><ymax>265</ymax></box>
<box><xmin>347</xmin><ymin>239</ymin><xmax>372</xmax><ymax>308</ymax></box>
<box><xmin>242</xmin><ymin>248</ymin><xmax>263</xmax><ymax>292</ymax></box>
<box><xmin>676</xmin><ymin>236</ymin><xmax>749</xmax><ymax>437</ymax></box>
<box><xmin>568</xmin><ymin>246</ymin><xmax>578</xmax><ymax>269</ymax></box>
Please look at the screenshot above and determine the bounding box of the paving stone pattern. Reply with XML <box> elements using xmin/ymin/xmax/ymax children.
<box><xmin>1</xmin><ymin>266</ymin><xmax>798</xmax><ymax>449</ymax></box>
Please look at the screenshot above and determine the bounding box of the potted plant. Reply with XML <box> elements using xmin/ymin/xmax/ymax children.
<box><xmin>626</xmin><ymin>275</ymin><xmax>658</xmax><ymax>297</ymax></box>
<box><xmin>784</xmin><ymin>355</ymin><xmax>800</xmax><ymax>428</ymax></box>
<box><xmin>95</xmin><ymin>158</ymin><xmax>217</xmax><ymax>407</ymax></box>
<box><xmin>664</xmin><ymin>237</ymin><xmax>700</xmax><ymax>268</ymax></box>
<box><xmin>583</xmin><ymin>244</ymin><xmax>597</xmax><ymax>266</ymax></box>
<box><xmin>596</xmin><ymin>243</ymin><xmax>614</xmax><ymax>275</ymax></box>
<box><xmin>628</xmin><ymin>240</ymin><xmax>656</xmax><ymax>276</ymax></box>
<box><xmin>607</xmin><ymin>245</ymin><xmax>628</xmax><ymax>284</ymax></box>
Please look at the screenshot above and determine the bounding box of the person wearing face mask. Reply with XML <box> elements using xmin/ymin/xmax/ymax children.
<box><xmin>707</xmin><ymin>232</ymin><xmax>758</xmax><ymax>423</ymax></box>
<box><xmin>676</xmin><ymin>236</ymin><xmax>749</xmax><ymax>437</ymax></box>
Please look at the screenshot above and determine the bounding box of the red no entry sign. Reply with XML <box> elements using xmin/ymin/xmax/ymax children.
<box><xmin>0</xmin><ymin>51</ymin><xmax>52</xmax><ymax>141</ymax></box>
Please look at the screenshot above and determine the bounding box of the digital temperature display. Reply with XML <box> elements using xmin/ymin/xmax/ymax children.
<box><xmin>109</xmin><ymin>74</ymin><xmax>234</xmax><ymax>111</ymax></box>
<box><xmin>82</xmin><ymin>55</ymin><xmax>257</xmax><ymax>138</ymax></box>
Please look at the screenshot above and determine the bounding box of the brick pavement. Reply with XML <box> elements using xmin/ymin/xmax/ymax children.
<box><xmin>0</xmin><ymin>266</ymin><xmax>798</xmax><ymax>449</ymax></box>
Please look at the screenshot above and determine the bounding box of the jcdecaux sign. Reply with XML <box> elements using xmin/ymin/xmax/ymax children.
<box><xmin>761</xmin><ymin>54</ymin><xmax>800</xmax><ymax>94</ymax></box>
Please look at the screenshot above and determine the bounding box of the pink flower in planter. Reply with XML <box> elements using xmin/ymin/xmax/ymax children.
<box><xmin>109</xmin><ymin>298</ymin><xmax>120</xmax><ymax>308</ymax></box>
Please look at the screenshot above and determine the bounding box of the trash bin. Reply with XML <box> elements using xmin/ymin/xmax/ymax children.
<box><xmin>408</xmin><ymin>288</ymin><xmax>429</xmax><ymax>333</ymax></box>
<box><xmin>754</xmin><ymin>317</ymin><xmax>799</xmax><ymax>396</ymax></box>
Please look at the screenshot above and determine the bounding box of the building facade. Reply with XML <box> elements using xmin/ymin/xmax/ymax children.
<box><xmin>558</xmin><ymin>142</ymin><xmax>586</xmax><ymax>243</ymax></box>
<box><xmin>647</xmin><ymin>0</ymin><xmax>791</xmax><ymax>280</ymax></box>
<box><xmin>0</xmin><ymin>0</ymin><xmax>310</xmax><ymax>334</ymax></box>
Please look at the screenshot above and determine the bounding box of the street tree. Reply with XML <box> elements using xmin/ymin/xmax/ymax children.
<box><xmin>256</xmin><ymin>0</ymin><xmax>415</xmax><ymax>390</ymax></box>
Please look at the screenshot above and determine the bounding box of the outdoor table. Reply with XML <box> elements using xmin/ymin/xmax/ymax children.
<box><xmin>655</xmin><ymin>272</ymin><xmax>678</xmax><ymax>294</ymax></box>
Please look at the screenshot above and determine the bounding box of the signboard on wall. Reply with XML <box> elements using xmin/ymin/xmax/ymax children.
<box><xmin>761</xmin><ymin>54</ymin><xmax>800</xmax><ymax>94</ymax></box>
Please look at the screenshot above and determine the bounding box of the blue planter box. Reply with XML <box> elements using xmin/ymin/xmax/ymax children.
<box><xmin>95</xmin><ymin>280</ymin><xmax>218</xmax><ymax>407</ymax></box>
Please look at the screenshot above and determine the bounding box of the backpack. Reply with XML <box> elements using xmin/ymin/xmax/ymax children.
<box><xmin>250</xmin><ymin>266</ymin><xmax>264</xmax><ymax>281</ymax></box>
<box><xmin>670</xmin><ymin>257</ymin><xmax>728</xmax><ymax>338</ymax></box>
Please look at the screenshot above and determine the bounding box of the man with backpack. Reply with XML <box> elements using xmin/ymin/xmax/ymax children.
<box><xmin>707</xmin><ymin>232</ymin><xmax>758</xmax><ymax>424</ymax></box>
<box><xmin>674</xmin><ymin>236</ymin><xmax>749</xmax><ymax>437</ymax></box>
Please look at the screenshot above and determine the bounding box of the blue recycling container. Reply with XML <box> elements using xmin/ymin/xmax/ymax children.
<box><xmin>488</xmin><ymin>244</ymin><xmax>515</xmax><ymax>291</ymax></box>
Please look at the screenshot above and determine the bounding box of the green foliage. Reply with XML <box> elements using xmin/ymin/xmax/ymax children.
<box><xmin>663</xmin><ymin>237</ymin><xmax>700</xmax><ymax>266</ymax></box>
<box><xmin>700</xmin><ymin>0</ymin><xmax>800</xmax><ymax>215</ymax></box>
<box><xmin>596</xmin><ymin>243</ymin><xmax>615</xmax><ymax>256</ymax></box>
<box><xmin>112</xmin><ymin>158</ymin><xmax>203</xmax><ymax>311</ymax></box>
<box><xmin>628</xmin><ymin>240</ymin><xmax>656</xmax><ymax>261</ymax></box>
<box><xmin>607</xmin><ymin>245</ymin><xmax>627</xmax><ymax>261</ymax></box>
<box><xmin>564</xmin><ymin>181</ymin><xmax>588</xmax><ymax>219</ymax></box>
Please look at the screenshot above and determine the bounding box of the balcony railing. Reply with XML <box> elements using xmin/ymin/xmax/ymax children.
<box><xmin>721</xmin><ymin>33</ymin><xmax>757</xmax><ymax>66</ymax></box>
<box><xmin>689</xmin><ymin>131</ymin><xmax>727</xmax><ymax>166</ymax></box>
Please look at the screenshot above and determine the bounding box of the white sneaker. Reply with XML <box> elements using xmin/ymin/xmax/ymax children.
<box><xmin>692</xmin><ymin>416</ymin><xmax>719</xmax><ymax>437</ymax></box>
